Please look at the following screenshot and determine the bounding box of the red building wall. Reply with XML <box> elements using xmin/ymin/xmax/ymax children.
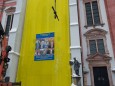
<box><xmin>104</xmin><ymin>0</ymin><xmax>115</xmax><ymax>58</ymax></box>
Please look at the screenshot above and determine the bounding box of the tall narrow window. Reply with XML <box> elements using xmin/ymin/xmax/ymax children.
<box><xmin>5</xmin><ymin>14</ymin><xmax>14</xmax><ymax>35</ymax></box>
<box><xmin>89</xmin><ymin>39</ymin><xmax>105</xmax><ymax>55</ymax></box>
<box><xmin>85</xmin><ymin>1</ymin><xmax>100</xmax><ymax>26</ymax></box>
<box><xmin>85</xmin><ymin>2</ymin><xmax>93</xmax><ymax>26</ymax></box>
<box><xmin>92</xmin><ymin>1</ymin><xmax>100</xmax><ymax>25</ymax></box>
<box><xmin>89</xmin><ymin>40</ymin><xmax>97</xmax><ymax>54</ymax></box>
<box><xmin>97</xmin><ymin>39</ymin><xmax>105</xmax><ymax>54</ymax></box>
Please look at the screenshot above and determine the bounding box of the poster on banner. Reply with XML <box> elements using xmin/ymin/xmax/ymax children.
<box><xmin>34</xmin><ymin>32</ymin><xmax>54</xmax><ymax>61</ymax></box>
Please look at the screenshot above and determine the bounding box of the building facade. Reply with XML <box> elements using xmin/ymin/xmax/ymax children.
<box><xmin>69</xmin><ymin>0</ymin><xmax>83</xmax><ymax>86</ymax></box>
<box><xmin>0</xmin><ymin>0</ymin><xmax>16</xmax><ymax>81</ymax></box>
<box><xmin>0</xmin><ymin>0</ymin><xmax>26</xmax><ymax>82</ymax></box>
<box><xmin>78</xmin><ymin>0</ymin><xmax>115</xmax><ymax>86</ymax></box>
<box><xmin>1</xmin><ymin>0</ymin><xmax>115</xmax><ymax>86</ymax></box>
<box><xmin>104</xmin><ymin>0</ymin><xmax>115</xmax><ymax>60</ymax></box>
<box><xmin>6</xmin><ymin>0</ymin><xmax>26</xmax><ymax>82</ymax></box>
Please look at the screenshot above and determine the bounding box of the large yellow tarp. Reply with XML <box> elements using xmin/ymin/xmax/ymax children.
<box><xmin>16</xmin><ymin>0</ymin><xmax>71</xmax><ymax>86</ymax></box>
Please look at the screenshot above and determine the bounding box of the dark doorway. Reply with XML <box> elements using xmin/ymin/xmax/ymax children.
<box><xmin>93</xmin><ymin>67</ymin><xmax>110</xmax><ymax>86</ymax></box>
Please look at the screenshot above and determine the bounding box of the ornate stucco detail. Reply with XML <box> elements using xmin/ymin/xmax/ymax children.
<box><xmin>84</xmin><ymin>28</ymin><xmax>109</xmax><ymax>55</ymax></box>
<box><xmin>83</xmin><ymin>0</ymin><xmax>97</xmax><ymax>3</ymax></box>
<box><xmin>5</xmin><ymin>7</ymin><xmax>16</xmax><ymax>13</ymax></box>
<box><xmin>86</xmin><ymin>53</ymin><xmax>111</xmax><ymax>62</ymax></box>
<box><xmin>84</xmin><ymin>28</ymin><xmax>107</xmax><ymax>37</ymax></box>
<box><xmin>86</xmin><ymin>53</ymin><xmax>113</xmax><ymax>86</ymax></box>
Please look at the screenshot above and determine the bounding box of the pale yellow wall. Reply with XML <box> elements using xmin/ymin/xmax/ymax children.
<box><xmin>16</xmin><ymin>0</ymin><xmax>71</xmax><ymax>86</ymax></box>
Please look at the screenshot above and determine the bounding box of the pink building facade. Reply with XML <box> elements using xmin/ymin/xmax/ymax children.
<box><xmin>104</xmin><ymin>0</ymin><xmax>115</xmax><ymax>59</ymax></box>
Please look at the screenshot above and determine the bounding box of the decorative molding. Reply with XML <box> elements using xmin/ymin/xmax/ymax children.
<box><xmin>86</xmin><ymin>53</ymin><xmax>112</xmax><ymax>61</ymax></box>
<box><xmin>70</xmin><ymin>46</ymin><xmax>81</xmax><ymax>49</ymax></box>
<box><xmin>9</xmin><ymin>50</ymin><xmax>20</xmax><ymax>56</ymax></box>
<box><xmin>69</xmin><ymin>3</ymin><xmax>77</xmax><ymax>6</ymax></box>
<box><xmin>84</xmin><ymin>23</ymin><xmax>105</xmax><ymax>28</ymax></box>
<box><xmin>5</xmin><ymin>0</ymin><xmax>16</xmax><ymax>4</ymax></box>
<box><xmin>72</xmin><ymin>73</ymin><xmax>81</xmax><ymax>78</ymax></box>
<box><xmin>5</xmin><ymin>7</ymin><xmax>16</xmax><ymax>13</ymax></box>
<box><xmin>87</xmin><ymin>53</ymin><xmax>113</xmax><ymax>86</ymax></box>
<box><xmin>83</xmin><ymin>0</ymin><xmax>97</xmax><ymax>3</ymax></box>
<box><xmin>84</xmin><ymin>28</ymin><xmax>107</xmax><ymax>37</ymax></box>
<box><xmin>14</xmin><ymin>11</ymin><xmax>21</xmax><ymax>14</ymax></box>
<box><xmin>84</xmin><ymin>28</ymin><xmax>109</xmax><ymax>55</ymax></box>
<box><xmin>70</xmin><ymin>22</ymin><xmax>78</xmax><ymax>26</ymax></box>
<box><xmin>9</xmin><ymin>28</ymin><xmax>17</xmax><ymax>33</ymax></box>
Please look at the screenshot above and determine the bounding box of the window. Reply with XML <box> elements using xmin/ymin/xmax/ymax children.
<box><xmin>85</xmin><ymin>29</ymin><xmax>108</xmax><ymax>55</ymax></box>
<box><xmin>89</xmin><ymin>39</ymin><xmax>105</xmax><ymax>55</ymax></box>
<box><xmin>89</xmin><ymin>40</ymin><xmax>97</xmax><ymax>54</ymax></box>
<box><xmin>85</xmin><ymin>1</ymin><xmax>100</xmax><ymax>26</ymax></box>
<box><xmin>5</xmin><ymin>14</ymin><xmax>14</xmax><ymax>35</ymax></box>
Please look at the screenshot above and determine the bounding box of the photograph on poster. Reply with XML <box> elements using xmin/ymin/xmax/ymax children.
<box><xmin>34</xmin><ymin>32</ymin><xmax>54</xmax><ymax>61</ymax></box>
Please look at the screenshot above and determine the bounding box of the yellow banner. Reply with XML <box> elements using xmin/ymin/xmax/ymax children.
<box><xmin>16</xmin><ymin>0</ymin><xmax>71</xmax><ymax>86</ymax></box>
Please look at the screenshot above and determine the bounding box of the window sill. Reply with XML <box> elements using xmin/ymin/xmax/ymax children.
<box><xmin>84</xmin><ymin>23</ymin><xmax>105</xmax><ymax>28</ymax></box>
<box><xmin>87</xmin><ymin>52</ymin><xmax>109</xmax><ymax>57</ymax></box>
